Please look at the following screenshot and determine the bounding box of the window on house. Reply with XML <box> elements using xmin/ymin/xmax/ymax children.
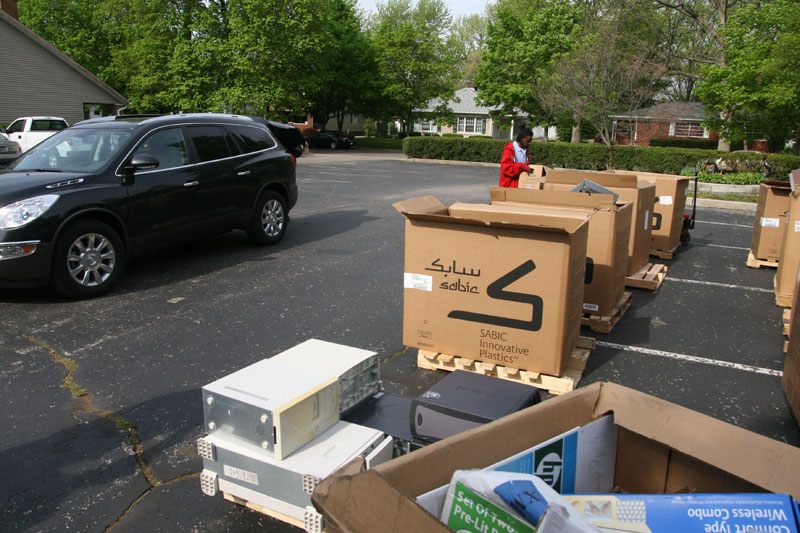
<box><xmin>456</xmin><ymin>116</ymin><xmax>486</xmax><ymax>134</ymax></box>
<box><xmin>349</xmin><ymin>114</ymin><xmax>357</xmax><ymax>125</ymax></box>
<box><xmin>670</xmin><ymin>122</ymin><xmax>708</xmax><ymax>138</ymax></box>
<box><xmin>415</xmin><ymin>120</ymin><xmax>436</xmax><ymax>132</ymax></box>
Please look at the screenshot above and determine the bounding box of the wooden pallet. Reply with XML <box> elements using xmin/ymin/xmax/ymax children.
<box><xmin>774</xmin><ymin>274</ymin><xmax>793</xmax><ymax>308</ymax></box>
<box><xmin>650</xmin><ymin>243</ymin><xmax>681</xmax><ymax>260</ymax></box>
<box><xmin>223</xmin><ymin>493</ymin><xmax>306</xmax><ymax>528</ymax></box>
<box><xmin>784</xmin><ymin>308</ymin><xmax>792</xmax><ymax>337</ymax></box>
<box><xmin>625</xmin><ymin>263</ymin><xmax>668</xmax><ymax>291</ymax></box>
<box><xmin>746</xmin><ymin>251</ymin><xmax>778</xmax><ymax>269</ymax></box>
<box><xmin>417</xmin><ymin>337</ymin><xmax>596</xmax><ymax>395</ymax></box>
<box><xmin>582</xmin><ymin>292</ymin><xmax>632</xmax><ymax>334</ymax></box>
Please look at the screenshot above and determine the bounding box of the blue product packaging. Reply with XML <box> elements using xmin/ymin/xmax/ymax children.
<box><xmin>563</xmin><ymin>493</ymin><xmax>800</xmax><ymax>533</ymax></box>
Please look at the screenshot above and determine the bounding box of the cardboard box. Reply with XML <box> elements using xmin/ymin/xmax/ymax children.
<box><xmin>542</xmin><ymin>170</ymin><xmax>656</xmax><ymax>275</ymax></box>
<box><xmin>491</xmin><ymin>187</ymin><xmax>632</xmax><ymax>317</ymax></box>
<box><xmin>775</xmin><ymin>175</ymin><xmax>800</xmax><ymax>306</ymax></box>
<box><xmin>311</xmin><ymin>382</ymin><xmax>800</xmax><ymax>533</ymax></box>
<box><xmin>611</xmin><ymin>170</ymin><xmax>690</xmax><ymax>253</ymax></box>
<box><xmin>751</xmin><ymin>181</ymin><xmax>792</xmax><ymax>262</ymax></box>
<box><xmin>395</xmin><ymin>196</ymin><xmax>589</xmax><ymax>376</ymax></box>
<box><xmin>517</xmin><ymin>165</ymin><xmax>550</xmax><ymax>190</ymax></box>
<box><xmin>785</xmin><ymin>265</ymin><xmax>800</xmax><ymax>424</ymax></box>
<box><xmin>564</xmin><ymin>493</ymin><xmax>800</xmax><ymax>532</ymax></box>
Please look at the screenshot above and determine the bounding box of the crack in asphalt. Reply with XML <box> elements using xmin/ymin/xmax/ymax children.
<box><xmin>381</xmin><ymin>345</ymin><xmax>409</xmax><ymax>364</ymax></box>
<box><xmin>1</xmin><ymin>321</ymin><xmax>197</xmax><ymax>531</ymax></box>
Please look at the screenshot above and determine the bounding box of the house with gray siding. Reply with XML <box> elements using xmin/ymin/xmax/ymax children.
<box><xmin>0</xmin><ymin>3</ymin><xmax>128</xmax><ymax>126</ymax></box>
<box><xmin>413</xmin><ymin>87</ymin><xmax>557</xmax><ymax>141</ymax></box>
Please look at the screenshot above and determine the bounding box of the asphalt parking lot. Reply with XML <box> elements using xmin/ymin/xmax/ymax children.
<box><xmin>1</xmin><ymin>149</ymin><xmax>798</xmax><ymax>532</ymax></box>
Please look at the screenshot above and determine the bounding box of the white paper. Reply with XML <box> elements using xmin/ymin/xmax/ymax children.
<box><xmin>762</xmin><ymin>217</ymin><xmax>780</xmax><ymax>228</ymax></box>
<box><xmin>583</xmin><ymin>303</ymin><xmax>599</xmax><ymax>312</ymax></box>
<box><xmin>404</xmin><ymin>273</ymin><xmax>433</xmax><ymax>291</ymax></box>
<box><xmin>659</xmin><ymin>195</ymin><xmax>673</xmax><ymax>205</ymax></box>
<box><xmin>223</xmin><ymin>464</ymin><xmax>259</xmax><ymax>486</ymax></box>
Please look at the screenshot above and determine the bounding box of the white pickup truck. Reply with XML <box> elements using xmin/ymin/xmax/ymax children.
<box><xmin>1</xmin><ymin>116</ymin><xmax>69</xmax><ymax>152</ymax></box>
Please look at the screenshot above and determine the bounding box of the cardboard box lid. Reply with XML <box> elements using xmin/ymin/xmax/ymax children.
<box><xmin>546</xmin><ymin>170</ymin><xmax>657</xmax><ymax>193</ymax></box>
<box><xmin>448</xmin><ymin>201</ymin><xmax>591</xmax><ymax>232</ymax></box>
<box><xmin>394</xmin><ymin>196</ymin><xmax>589</xmax><ymax>235</ymax></box>
<box><xmin>312</xmin><ymin>383</ymin><xmax>800</xmax><ymax>533</ymax></box>
<box><xmin>490</xmin><ymin>186</ymin><xmax>620</xmax><ymax>210</ymax></box>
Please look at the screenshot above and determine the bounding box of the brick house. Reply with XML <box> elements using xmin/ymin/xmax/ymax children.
<box><xmin>609</xmin><ymin>102</ymin><xmax>718</xmax><ymax>147</ymax></box>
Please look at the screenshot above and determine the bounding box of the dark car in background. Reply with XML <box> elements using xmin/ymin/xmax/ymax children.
<box><xmin>256</xmin><ymin>118</ymin><xmax>305</xmax><ymax>158</ymax></box>
<box><xmin>0</xmin><ymin>113</ymin><xmax>298</xmax><ymax>298</ymax></box>
<box><xmin>305</xmin><ymin>130</ymin><xmax>356</xmax><ymax>150</ymax></box>
<box><xmin>0</xmin><ymin>136</ymin><xmax>22</xmax><ymax>167</ymax></box>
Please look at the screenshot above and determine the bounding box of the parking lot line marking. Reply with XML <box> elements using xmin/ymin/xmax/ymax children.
<box><xmin>700</xmin><ymin>220</ymin><xmax>752</xmax><ymax>228</ymax></box>
<box><xmin>664</xmin><ymin>277</ymin><xmax>773</xmax><ymax>293</ymax></box>
<box><xmin>299</xmin><ymin>178</ymin><xmax>351</xmax><ymax>183</ymax></box>
<box><xmin>596</xmin><ymin>341</ymin><xmax>783</xmax><ymax>377</ymax></box>
<box><xmin>703</xmin><ymin>243</ymin><xmax>750</xmax><ymax>250</ymax></box>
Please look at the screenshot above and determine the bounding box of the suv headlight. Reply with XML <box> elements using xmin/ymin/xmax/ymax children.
<box><xmin>0</xmin><ymin>194</ymin><xmax>59</xmax><ymax>229</ymax></box>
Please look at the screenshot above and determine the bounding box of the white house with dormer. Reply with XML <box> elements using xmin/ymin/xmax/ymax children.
<box><xmin>413</xmin><ymin>87</ymin><xmax>557</xmax><ymax>141</ymax></box>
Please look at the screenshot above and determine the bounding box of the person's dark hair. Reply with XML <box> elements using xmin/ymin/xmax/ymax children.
<box><xmin>515</xmin><ymin>125</ymin><xmax>533</xmax><ymax>143</ymax></box>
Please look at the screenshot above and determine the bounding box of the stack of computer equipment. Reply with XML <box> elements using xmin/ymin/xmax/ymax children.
<box><xmin>197</xmin><ymin>340</ymin><xmax>391</xmax><ymax>532</ymax></box>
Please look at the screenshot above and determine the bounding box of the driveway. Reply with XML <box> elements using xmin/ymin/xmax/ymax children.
<box><xmin>0</xmin><ymin>150</ymin><xmax>796</xmax><ymax>532</ymax></box>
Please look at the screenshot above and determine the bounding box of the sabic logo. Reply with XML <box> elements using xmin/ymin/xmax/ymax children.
<box><xmin>534</xmin><ymin>451</ymin><xmax>563</xmax><ymax>488</ymax></box>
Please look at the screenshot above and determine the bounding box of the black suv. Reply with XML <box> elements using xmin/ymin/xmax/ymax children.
<box><xmin>0</xmin><ymin>113</ymin><xmax>298</xmax><ymax>298</ymax></box>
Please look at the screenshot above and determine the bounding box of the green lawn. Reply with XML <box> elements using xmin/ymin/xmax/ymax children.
<box><xmin>356</xmin><ymin>137</ymin><xmax>404</xmax><ymax>150</ymax></box>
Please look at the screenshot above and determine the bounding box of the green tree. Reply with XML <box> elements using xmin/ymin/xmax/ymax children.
<box><xmin>216</xmin><ymin>0</ymin><xmax>328</xmax><ymax>116</ymax></box>
<box><xmin>19</xmin><ymin>0</ymin><xmax>117</xmax><ymax>83</ymax></box>
<box><xmin>472</xmin><ymin>0</ymin><xmax>581</xmax><ymax>137</ymax></box>
<box><xmin>369</xmin><ymin>0</ymin><xmax>461</xmax><ymax>132</ymax></box>
<box><xmin>699</xmin><ymin>0</ymin><xmax>800</xmax><ymax>153</ymax></box>
<box><xmin>306</xmin><ymin>0</ymin><xmax>381</xmax><ymax>131</ymax></box>
<box><xmin>650</xmin><ymin>0</ymin><xmax>752</xmax><ymax>150</ymax></box>
<box><xmin>450</xmin><ymin>13</ymin><xmax>488</xmax><ymax>86</ymax></box>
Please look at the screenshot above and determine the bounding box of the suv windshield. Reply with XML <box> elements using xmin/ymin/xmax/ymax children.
<box><xmin>7</xmin><ymin>128</ymin><xmax>135</xmax><ymax>173</ymax></box>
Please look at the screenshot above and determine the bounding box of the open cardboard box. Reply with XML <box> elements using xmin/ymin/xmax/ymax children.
<box><xmin>312</xmin><ymin>382</ymin><xmax>800</xmax><ymax>533</ymax></box>
<box><xmin>490</xmin><ymin>187</ymin><xmax>631</xmax><ymax>317</ymax></box>
<box><xmin>776</xmin><ymin>171</ymin><xmax>800</xmax><ymax>305</ymax></box>
<box><xmin>610</xmin><ymin>170</ymin><xmax>690</xmax><ymax>253</ymax></box>
<box><xmin>543</xmin><ymin>170</ymin><xmax>655</xmax><ymax>276</ymax></box>
<box><xmin>395</xmin><ymin>196</ymin><xmax>589</xmax><ymax>376</ymax></box>
<box><xmin>751</xmin><ymin>180</ymin><xmax>792</xmax><ymax>262</ymax></box>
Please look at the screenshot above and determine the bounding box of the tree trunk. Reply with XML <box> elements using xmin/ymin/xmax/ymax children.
<box><xmin>571</xmin><ymin>113</ymin><xmax>582</xmax><ymax>143</ymax></box>
<box><xmin>717</xmin><ymin>109</ymin><xmax>731</xmax><ymax>152</ymax></box>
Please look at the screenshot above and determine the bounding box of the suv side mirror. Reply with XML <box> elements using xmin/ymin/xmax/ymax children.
<box><xmin>127</xmin><ymin>154</ymin><xmax>160</xmax><ymax>171</ymax></box>
<box><xmin>121</xmin><ymin>154</ymin><xmax>159</xmax><ymax>185</ymax></box>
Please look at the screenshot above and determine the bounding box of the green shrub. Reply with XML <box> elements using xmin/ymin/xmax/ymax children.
<box><xmin>650</xmin><ymin>138</ymin><xmax>718</xmax><ymax>150</ymax></box>
<box><xmin>442</xmin><ymin>133</ymin><xmax>464</xmax><ymax>138</ymax></box>
<box><xmin>402</xmin><ymin>137</ymin><xmax>800</xmax><ymax>178</ymax></box>
<box><xmin>696</xmin><ymin>172</ymin><xmax>765</xmax><ymax>185</ymax></box>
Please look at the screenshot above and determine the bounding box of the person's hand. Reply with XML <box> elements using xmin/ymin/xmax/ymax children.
<box><xmin>522</xmin><ymin>164</ymin><xmax>532</xmax><ymax>173</ymax></box>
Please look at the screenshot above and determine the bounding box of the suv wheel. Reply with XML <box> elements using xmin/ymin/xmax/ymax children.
<box><xmin>247</xmin><ymin>190</ymin><xmax>287</xmax><ymax>245</ymax></box>
<box><xmin>330</xmin><ymin>141</ymin><xmax>337</xmax><ymax>150</ymax></box>
<box><xmin>52</xmin><ymin>220</ymin><xmax>126</xmax><ymax>298</ymax></box>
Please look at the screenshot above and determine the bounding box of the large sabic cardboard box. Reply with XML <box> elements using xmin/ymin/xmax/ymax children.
<box><xmin>395</xmin><ymin>196</ymin><xmax>589</xmax><ymax>376</ymax></box>
<box><xmin>775</xmin><ymin>173</ymin><xmax>800</xmax><ymax>306</ymax></box>
<box><xmin>311</xmin><ymin>383</ymin><xmax>800</xmax><ymax>533</ymax></box>
<box><xmin>751</xmin><ymin>180</ymin><xmax>792</xmax><ymax>262</ymax></box>
<box><xmin>490</xmin><ymin>187</ymin><xmax>632</xmax><ymax>317</ymax></box>
<box><xmin>543</xmin><ymin>170</ymin><xmax>656</xmax><ymax>276</ymax></box>
<box><xmin>611</xmin><ymin>170</ymin><xmax>690</xmax><ymax>253</ymax></box>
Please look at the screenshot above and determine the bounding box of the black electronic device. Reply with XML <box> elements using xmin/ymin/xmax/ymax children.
<box><xmin>411</xmin><ymin>370</ymin><xmax>541</xmax><ymax>443</ymax></box>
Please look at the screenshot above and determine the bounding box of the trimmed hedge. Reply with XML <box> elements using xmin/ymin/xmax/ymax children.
<box><xmin>650</xmin><ymin>138</ymin><xmax>718</xmax><ymax>150</ymax></box>
<box><xmin>402</xmin><ymin>137</ymin><xmax>800</xmax><ymax>178</ymax></box>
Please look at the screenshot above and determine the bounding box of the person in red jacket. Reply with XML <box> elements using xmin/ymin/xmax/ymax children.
<box><xmin>499</xmin><ymin>126</ymin><xmax>534</xmax><ymax>188</ymax></box>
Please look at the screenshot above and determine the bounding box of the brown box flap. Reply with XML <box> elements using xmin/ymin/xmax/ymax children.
<box><xmin>593</xmin><ymin>383</ymin><xmax>800</xmax><ymax>496</ymax></box>
<box><xmin>393</xmin><ymin>196</ymin><xmax>448</xmax><ymax>216</ymax></box>
<box><xmin>490</xmin><ymin>186</ymin><xmax>617</xmax><ymax>209</ymax></box>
